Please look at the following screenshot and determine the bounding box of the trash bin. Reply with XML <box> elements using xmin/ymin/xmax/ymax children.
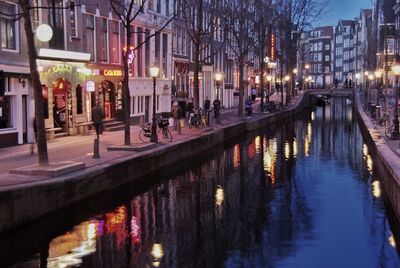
<box><xmin>375</xmin><ymin>105</ymin><xmax>381</xmax><ymax>120</ymax></box>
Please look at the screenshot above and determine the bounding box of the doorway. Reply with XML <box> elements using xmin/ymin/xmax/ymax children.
<box><xmin>52</xmin><ymin>77</ymin><xmax>71</xmax><ymax>132</ymax></box>
<box><xmin>100</xmin><ymin>81</ymin><xmax>116</xmax><ymax>119</ymax></box>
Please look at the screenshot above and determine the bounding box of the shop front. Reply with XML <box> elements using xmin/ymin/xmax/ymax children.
<box><xmin>87</xmin><ymin>65</ymin><xmax>124</xmax><ymax>121</ymax></box>
<box><xmin>38</xmin><ymin>60</ymin><xmax>92</xmax><ymax>136</ymax></box>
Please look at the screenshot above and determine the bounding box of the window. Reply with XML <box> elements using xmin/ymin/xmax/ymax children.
<box><xmin>69</xmin><ymin>1</ymin><xmax>78</xmax><ymax>37</ymax></box>
<box><xmin>325</xmin><ymin>66</ymin><xmax>330</xmax><ymax>73</ymax></box>
<box><xmin>131</xmin><ymin>97</ymin><xmax>135</xmax><ymax>114</ymax></box>
<box><xmin>155</xmin><ymin>32</ymin><xmax>160</xmax><ymax>61</ymax></box>
<box><xmin>47</xmin><ymin>0</ymin><xmax>64</xmax><ymax>49</ymax></box>
<box><xmin>99</xmin><ymin>18</ymin><xmax>108</xmax><ymax>62</ymax></box>
<box><xmin>0</xmin><ymin>95</ymin><xmax>12</xmax><ymax>128</ymax></box>
<box><xmin>325</xmin><ymin>55</ymin><xmax>329</xmax><ymax>62</ymax></box>
<box><xmin>85</xmin><ymin>14</ymin><xmax>95</xmax><ymax>60</ymax></box>
<box><xmin>111</xmin><ymin>21</ymin><xmax>119</xmax><ymax>63</ymax></box>
<box><xmin>0</xmin><ymin>2</ymin><xmax>17</xmax><ymax>50</ymax></box>
<box><xmin>157</xmin><ymin>0</ymin><xmax>161</xmax><ymax>13</ymax></box>
<box><xmin>166</xmin><ymin>0</ymin><xmax>169</xmax><ymax>15</ymax></box>
<box><xmin>145</xmin><ymin>29</ymin><xmax>150</xmax><ymax>76</ymax></box>
<box><xmin>162</xmin><ymin>33</ymin><xmax>168</xmax><ymax>78</ymax></box>
<box><xmin>137</xmin><ymin>27</ymin><xmax>143</xmax><ymax>77</ymax></box>
<box><xmin>325</xmin><ymin>44</ymin><xmax>330</xmax><ymax>50</ymax></box>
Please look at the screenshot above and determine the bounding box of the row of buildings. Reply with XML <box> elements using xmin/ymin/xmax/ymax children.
<box><xmin>0</xmin><ymin>0</ymin><xmax>242</xmax><ymax>147</ymax></box>
<box><xmin>298</xmin><ymin>0</ymin><xmax>400</xmax><ymax>90</ymax></box>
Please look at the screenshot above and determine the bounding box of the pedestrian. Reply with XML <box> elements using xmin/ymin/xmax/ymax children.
<box><xmin>30</xmin><ymin>117</ymin><xmax>37</xmax><ymax>154</ymax></box>
<box><xmin>349</xmin><ymin>79</ymin><xmax>353</xmax><ymax>89</ymax></box>
<box><xmin>334</xmin><ymin>78</ymin><xmax>338</xmax><ymax>89</ymax></box>
<box><xmin>213</xmin><ymin>98</ymin><xmax>221</xmax><ymax>124</ymax></box>
<box><xmin>171</xmin><ymin>102</ymin><xmax>182</xmax><ymax>134</ymax></box>
<box><xmin>344</xmin><ymin>78</ymin><xmax>349</xmax><ymax>88</ymax></box>
<box><xmin>251</xmin><ymin>87</ymin><xmax>257</xmax><ymax>101</ymax></box>
<box><xmin>204</xmin><ymin>97</ymin><xmax>211</xmax><ymax>126</ymax></box>
<box><xmin>92</xmin><ymin>104</ymin><xmax>104</xmax><ymax>139</ymax></box>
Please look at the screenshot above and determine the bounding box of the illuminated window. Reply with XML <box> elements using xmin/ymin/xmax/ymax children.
<box><xmin>111</xmin><ymin>21</ymin><xmax>119</xmax><ymax>63</ymax></box>
<box><xmin>69</xmin><ymin>1</ymin><xmax>78</xmax><ymax>38</ymax></box>
<box><xmin>85</xmin><ymin>14</ymin><xmax>95</xmax><ymax>61</ymax></box>
<box><xmin>0</xmin><ymin>2</ymin><xmax>17</xmax><ymax>50</ymax></box>
<box><xmin>99</xmin><ymin>18</ymin><xmax>108</xmax><ymax>62</ymax></box>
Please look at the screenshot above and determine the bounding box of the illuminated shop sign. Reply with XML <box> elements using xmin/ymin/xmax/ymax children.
<box><xmin>86</xmin><ymin>80</ymin><xmax>95</xmax><ymax>92</ymax></box>
<box><xmin>102</xmin><ymin>70</ymin><xmax>123</xmax><ymax>77</ymax></box>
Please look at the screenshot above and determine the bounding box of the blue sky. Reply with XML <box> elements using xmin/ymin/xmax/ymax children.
<box><xmin>314</xmin><ymin>0</ymin><xmax>374</xmax><ymax>27</ymax></box>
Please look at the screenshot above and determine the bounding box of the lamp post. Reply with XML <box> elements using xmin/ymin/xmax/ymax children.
<box><xmin>374</xmin><ymin>70</ymin><xmax>383</xmax><ymax>105</ymax></box>
<box><xmin>391</xmin><ymin>64</ymin><xmax>400</xmax><ymax>139</ymax></box>
<box><xmin>149</xmin><ymin>64</ymin><xmax>160</xmax><ymax>143</ymax></box>
<box><xmin>293</xmin><ymin>68</ymin><xmax>298</xmax><ymax>96</ymax></box>
<box><xmin>355</xmin><ymin>73</ymin><xmax>361</xmax><ymax>91</ymax></box>
<box><xmin>215</xmin><ymin>72</ymin><xmax>223</xmax><ymax>100</ymax></box>
<box><xmin>284</xmin><ymin>75</ymin><xmax>290</xmax><ymax>105</ymax></box>
<box><xmin>368</xmin><ymin>74</ymin><xmax>374</xmax><ymax>104</ymax></box>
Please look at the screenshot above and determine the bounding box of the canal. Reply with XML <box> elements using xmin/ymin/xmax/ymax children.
<box><xmin>1</xmin><ymin>97</ymin><xmax>400</xmax><ymax>267</ymax></box>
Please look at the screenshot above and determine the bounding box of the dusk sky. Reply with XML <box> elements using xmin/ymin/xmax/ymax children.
<box><xmin>314</xmin><ymin>0</ymin><xmax>374</xmax><ymax>27</ymax></box>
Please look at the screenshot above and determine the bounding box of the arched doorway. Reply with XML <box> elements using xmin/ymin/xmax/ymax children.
<box><xmin>100</xmin><ymin>80</ymin><xmax>115</xmax><ymax>119</ymax></box>
<box><xmin>52</xmin><ymin>77</ymin><xmax>71</xmax><ymax>132</ymax></box>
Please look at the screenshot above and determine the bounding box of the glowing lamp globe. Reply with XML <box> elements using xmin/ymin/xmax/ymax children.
<box><xmin>36</xmin><ymin>24</ymin><xmax>53</xmax><ymax>42</ymax></box>
<box><xmin>392</xmin><ymin>65</ymin><xmax>400</xmax><ymax>76</ymax></box>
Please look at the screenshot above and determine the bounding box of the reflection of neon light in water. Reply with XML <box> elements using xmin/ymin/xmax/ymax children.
<box><xmin>130</xmin><ymin>216</ymin><xmax>141</xmax><ymax>244</ymax></box>
<box><xmin>233</xmin><ymin>144</ymin><xmax>240</xmax><ymax>167</ymax></box>
<box><xmin>293</xmin><ymin>138</ymin><xmax>297</xmax><ymax>158</ymax></box>
<box><xmin>47</xmin><ymin>221</ymin><xmax>97</xmax><ymax>267</ymax></box>
<box><xmin>389</xmin><ymin>233</ymin><xmax>396</xmax><ymax>248</ymax></box>
<box><xmin>372</xmin><ymin>180</ymin><xmax>381</xmax><ymax>198</ymax></box>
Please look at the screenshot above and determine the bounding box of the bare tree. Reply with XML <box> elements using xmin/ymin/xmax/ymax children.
<box><xmin>110</xmin><ymin>0</ymin><xmax>174</xmax><ymax>145</ymax></box>
<box><xmin>224</xmin><ymin>0</ymin><xmax>257</xmax><ymax>118</ymax></box>
<box><xmin>181</xmin><ymin>0</ymin><xmax>226</xmax><ymax>109</ymax></box>
<box><xmin>254</xmin><ymin>0</ymin><xmax>275</xmax><ymax>111</ymax></box>
<box><xmin>276</xmin><ymin>0</ymin><xmax>328</xmax><ymax>102</ymax></box>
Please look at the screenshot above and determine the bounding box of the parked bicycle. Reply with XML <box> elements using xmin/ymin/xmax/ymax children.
<box><xmin>188</xmin><ymin>108</ymin><xmax>205</xmax><ymax>129</ymax></box>
<box><xmin>385</xmin><ymin>124</ymin><xmax>395</xmax><ymax>139</ymax></box>
<box><xmin>139</xmin><ymin>118</ymin><xmax>172</xmax><ymax>143</ymax></box>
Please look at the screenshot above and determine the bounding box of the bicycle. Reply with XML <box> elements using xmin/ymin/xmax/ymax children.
<box><xmin>188</xmin><ymin>108</ymin><xmax>205</xmax><ymax>129</ymax></box>
<box><xmin>385</xmin><ymin>124</ymin><xmax>394</xmax><ymax>138</ymax></box>
<box><xmin>138</xmin><ymin>118</ymin><xmax>173</xmax><ymax>143</ymax></box>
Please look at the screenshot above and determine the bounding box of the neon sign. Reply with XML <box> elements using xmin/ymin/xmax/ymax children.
<box><xmin>102</xmin><ymin>70</ymin><xmax>123</xmax><ymax>76</ymax></box>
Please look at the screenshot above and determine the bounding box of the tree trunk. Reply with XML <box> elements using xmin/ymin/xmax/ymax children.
<box><xmin>238</xmin><ymin>59</ymin><xmax>245</xmax><ymax>118</ymax></box>
<box><xmin>20</xmin><ymin>0</ymin><xmax>49</xmax><ymax>166</ymax></box>
<box><xmin>123</xmin><ymin>24</ymin><xmax>131</xmax><ymax>145</ymax></box>
<box><xmin>192</xmin><ymin>0</ymin><xmax>203</xmax><ymax>110</ymax></box>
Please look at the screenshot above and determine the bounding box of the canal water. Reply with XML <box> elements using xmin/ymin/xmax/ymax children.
<box><xmin>2</xmin><ymin>97</ymin><xmax>400</xmax><ymax>268</ymax></box>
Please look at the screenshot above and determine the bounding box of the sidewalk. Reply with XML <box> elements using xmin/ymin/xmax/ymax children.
<box><xmin>0</xmin><ymin>101</ymin><xmax>263</xmax><ymax>187</ymax></box>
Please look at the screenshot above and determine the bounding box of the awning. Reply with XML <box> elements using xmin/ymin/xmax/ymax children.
<box><xmin>0</xmin><ymin>64</ymin><xmax>30</xmax><ymax>74</ymax></box>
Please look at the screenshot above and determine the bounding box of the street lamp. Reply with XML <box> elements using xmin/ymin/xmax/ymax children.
<box><xmin>215</xmin><ymin>72</ymin><xmax>223</xmax><ymax>100</ymax></box>
<box><xmin>149</xmin><ymin>64</ymin><xmax>160</xmax><ymax>143</ymax></box>
<box><xmin>391</xmin><ymin>64</ymin><xmax>400</xmax><ymax>139</ymax></box>
<box><xmin>374</xmin><ymin>70</ymin><xmax>383</xmax><ymax>104</ymax></box>
<box><xmin>355</xmin><ymin>73</ymin><xmax>361</xmax><ymax>90</ymax></box>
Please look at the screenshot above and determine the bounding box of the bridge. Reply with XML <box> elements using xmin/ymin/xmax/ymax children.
<box><xmin>307</xmin><ymin>88</ymin><xmax>355</xmax><ymax>98</ymax></box>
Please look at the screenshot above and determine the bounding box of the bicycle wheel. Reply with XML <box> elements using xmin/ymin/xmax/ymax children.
<box><xmin>385</xmin><ymin>125</ymin><xmax>393</xmax><ymax>138</ymax></box>
<box><xmin>139</xmin><ymin>128</ymin><xmax>151</xmax><ymax>143</ymax></box>
<box><xmin>158</xmin><ymin>128</ymin><xmax>173</xmax><ymax>142</ymax></box>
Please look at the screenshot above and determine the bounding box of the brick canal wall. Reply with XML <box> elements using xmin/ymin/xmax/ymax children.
<box><xmin>0</xmin><ymin>94</ymin><xmax>311</xmax><ymax>233</ymax></box>
<box><xmin>354</xmin><ymin>94</ymin><xmax>400</xmax><ymax>222</ymax></box>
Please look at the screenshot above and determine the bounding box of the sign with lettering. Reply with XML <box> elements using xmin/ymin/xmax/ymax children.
<box><xmin>102</xmin><ymin>69</ymin><xmax>123</xmax><ymax>77</ymax></box>
<box><xmin>86</xmin><ymin>80</ymin><xmax>95</xmax><ymax>92</ymax></box>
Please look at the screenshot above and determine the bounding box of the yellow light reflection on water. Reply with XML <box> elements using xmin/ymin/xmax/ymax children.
<box><xmin>389</xmin><ymin>233</ymin><xmax>396</xmax><ymax>248</ymax></box>
<box><xmin>293</xmin><ymin>138</ymin><xmax>297</xmax><ymax>158</ymax></box>
<box><xmin>255</xmin><ymin>136</ymin><xmax>261</xmax><ymax>153</ymax></box>
<box><xmin>307</xmin><ymin>122</ymin><xmax>312</xmax><ymax>137</ymax></box>
<box><xmin>215</xmin><ymin>185</ymin><xmax>224</xmax><ymax>207</ymax></box>
<box><xmin>363</xmin><ymin>144</ymin><xmax>368</xmax><ymax>157</ymax></box>
<box><xmin>47</xmin><ymin>220</ymin><xmax>98</xmax><ymax>267</ymax></box>
<box><xmin>305</xmin><ymin>135</ymin><xmax>311</xmax><ymax>157</ymax></box>
<box><xmin>233</xmin><ymin>144</ymin><xmax>240</xmax><ymax>167</ymax></box>
<box><xmin>151</xmin><ymin>243</ymin><xmax>164</xmax><ymax>267</ymax></box>
<box><xmin>372</xmin><ymin>180</ymin><xmax>381</xmax><ymax>198</ymax></box>
<box><xmin>285</xmin><ymin>142</ymin><xmax>290</xmax><ymax>160</ymax></box>
<box><xmin>366</xmin><ymin>155</ymin><xmax>373</xmax><ymax>174</ymax></box>
<box><xmin>311</xmin><ymin>111</ymin><xmax>315</xmax><ymax>121</ymax></box>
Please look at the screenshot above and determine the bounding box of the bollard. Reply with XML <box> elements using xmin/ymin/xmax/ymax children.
<box><xmin>93</xmin><ymin>138</ymin><xmax>100</xmax><ymax>159</ymax></box>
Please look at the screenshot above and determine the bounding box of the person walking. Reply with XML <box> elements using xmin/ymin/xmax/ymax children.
<box><xmin>92</xmin><ymin>104</ymin><xmax>104</xmax><ymax>139</ymax></box>
<box><xmin>204</xmin><ymin>97</ymin><xmax>211</xmax><ymax>127</ymax></box>
<box><xmin>213</xmin><ymin>98</ymin><xmax>221</xmax><ymax>124</ymax></box>
<box><xmin>30</xmin><ymin>117</ymin><xmax>37</xmax><ymax>154</ymax></box>
<box><xmin>171</xmin><ymin>102</ymin><xmax>183</xmax><ymax>134</ymax></box>
<box><xmin>251</xmin><ymin>87</ymin><xmax>257</xmax><ymax>101</ymax></box>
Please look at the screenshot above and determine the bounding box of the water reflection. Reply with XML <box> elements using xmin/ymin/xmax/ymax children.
<box><xmin>5</xmin><ymin>97</ymin><xmax>400</xmax><ymax>268</ymax></box>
